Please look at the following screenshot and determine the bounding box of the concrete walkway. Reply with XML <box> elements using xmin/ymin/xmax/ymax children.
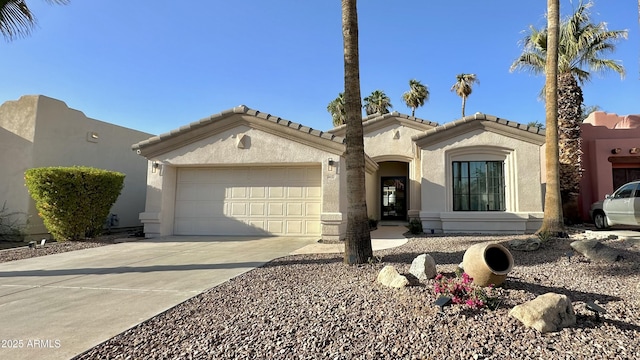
<box><xmin>0</xmin><ymin>226</ymin><xmax>408</xmax><ymax>360</ymax></box>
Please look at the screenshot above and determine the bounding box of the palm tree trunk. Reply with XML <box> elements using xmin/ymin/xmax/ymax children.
<box><xmin>557</xmin><ymin>73</ymin><xmax>583</xmax><ymax>223</ymax></box>
<box><xmin>411</xmin><ymin>108</ymin><xmax>415</xmax><ymax>117</ymax></box>
<box><xmin>461</xmin><ymin>96</ymin><xmax>467</xmax><ymax>118</ymax></box>
<box><xmin>537</xmin><ymin>0</ymin><xmax>566</xmax><ymax>237</ymax></box>
<box><xmin>341</xmin><ymin>0</ymin><xmax>372</xmax><ymax>264</ymax></box>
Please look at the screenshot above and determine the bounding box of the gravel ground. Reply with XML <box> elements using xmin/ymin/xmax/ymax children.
<box><xmin>62</xmin><ymin>233</ymin><xmax>640</xmax><ymax>360</ymax></box>
<box><xmin>0</xmin><ymin>234</ymin><xmax>128</xmax><ymax>263</ymax></box>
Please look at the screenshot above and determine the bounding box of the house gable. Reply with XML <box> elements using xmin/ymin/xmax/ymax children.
<box><xmin>133</xmin><ymin>105</ymin><xmax>346</xmax><ymax>158</ymax></box>
<box><xmin>328</xmin><ymin>111</ymin><xmax>438</xmax><ymax>137</ymax></box>
<box><xmin>413</xmin><ymin>113</ymin><xmax>544</xmax><ymax>148</ymax></box>
<box><xmin>328</xmin><ymin>112</ymin><xmax>437</xmax><ymax>161</ymax></box>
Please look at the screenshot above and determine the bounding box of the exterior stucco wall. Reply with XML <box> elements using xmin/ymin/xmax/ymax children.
<box><xmin>419</xmin><ymin>129</ymin><xmax>544</xmax><ymax>234</ymax></box>
<box><xmin>139</xmin><ymin>124</ymin><xmax>346</xmax><ymax>240</ymax></box>
<box><xmin>579</xmin><ymin>122</ymin><xmax>640</xmax><ymax>221</ymax></box>
<box><xmin>363</xmin><ymin>124</ymin><xmax>423</xmax><ymax>160</ymax></box>
<box><xmin>0</xmin><ymin>95</ymin><xmax>152</xmax><ymax>238</ymax></box>
<box><xmin>0</xmin><ymin>97</ymin><xmax>37</xmax><ymax>231</ymax></box>
<box><xmin>365</xmin><ymin>166</ymin><xmax>378</xmax><ymax>220</ymax></box>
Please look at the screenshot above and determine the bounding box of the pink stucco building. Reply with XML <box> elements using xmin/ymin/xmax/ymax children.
<box><xmin>579</xmin><ymin>111</ymin><xmax>640</xmax><ymax>221</ymax></box>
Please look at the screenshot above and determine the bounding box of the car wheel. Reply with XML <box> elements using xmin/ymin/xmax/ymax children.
<box><xmin>594</xmin><ymin>212</ymin><xmax>609</xmax><ymax>230</ymax></box>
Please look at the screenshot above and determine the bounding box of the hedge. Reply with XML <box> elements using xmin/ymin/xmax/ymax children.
<box><xmin>24</xmin><ymin>166</ymin><xmax>125</xmax><ymax>241</ymax></box>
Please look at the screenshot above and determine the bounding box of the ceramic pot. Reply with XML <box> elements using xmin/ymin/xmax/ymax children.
<box><xmin>462</xmin><ymin>242</ymin><xmax>514</xmax><ymax>287</ymax></box>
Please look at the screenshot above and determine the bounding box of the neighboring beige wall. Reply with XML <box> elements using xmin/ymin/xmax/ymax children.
<box><xmin>0</xmin><ymin>95</ymin><xmax>153</xmax><ymax>238</ymax></box>
<box><xmin>139</xmin><ymin>123</ymin><xmax>346</xmax><ymax>241</ymax></box>
<box><xmin>0</xmin><ymin>97</ymin><xmax>37</xmax><ymax>230</ymax></box>
<box><xmin>419</xmin><ymin>129</ymin><xmax>544</xmax><ymax>234</ymax></box>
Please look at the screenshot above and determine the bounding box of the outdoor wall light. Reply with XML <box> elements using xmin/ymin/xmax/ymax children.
<box><xmin>152</xmin><ymin>161</ymin><xmax>161</xmax><ymax>173</ymax></box>
<box><xmin>630</xmin><ymin>147</ymin><xmax>639</xmax><ymax>154</ymax></box>
<box><xmin>611</xmin><ymin>148</ymin><xmax>621</xmax><ymax>154</ymax></box>
<box><xmin>328</xmin><ymin>158</ymin><xmax>335</xmax><ymax>167</ymax></box>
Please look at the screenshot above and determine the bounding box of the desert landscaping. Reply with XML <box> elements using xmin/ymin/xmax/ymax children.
<box><xmin>3</xmin><ymin>231</ymin><xmax>624</xmax><ymax>359</ymax></box>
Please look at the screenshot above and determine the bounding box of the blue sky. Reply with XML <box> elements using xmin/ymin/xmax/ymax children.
<box><xmin>1</xmin><ymin>1</ymin><xmax>638</xmax><ymax>135</ymax></box>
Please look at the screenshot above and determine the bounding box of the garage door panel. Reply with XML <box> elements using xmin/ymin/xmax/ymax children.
<box><xmin>175</xmin><ymin>166</ymin><xmax>321</xmax><ymax>236</ymax></box>
<box><xmin>231</xmin><ymin>187</ymin><xmax>247</xmax><ymax>198</ymax></box>
<box><xmin>306</xmin><ymin>221</ymin><xmax>320</xmax><ymax>234</ymax></box>
<box><xmin>307</xmin><ymin>186</ymin><xmax>321</xmax><ymax>198</ymax></box>
<box><xmin>266</xmin><ymin>221</ymin><xmax>283</xmax><ymax>233</ymax></box>
<box><xmin>250</xmin><ymin>187</ymin><xmax>267</xmax><ymax>198</ymax></box>
<box><xmin>177</xmin><ymin>184</ymin><xmax>224</xmax><ymax>201</ymax></box>
<box><xmin>306</xmin><ymin>203</ymin><xmax>321</xmax><ymax>216</ymax></box>
<box><xmin>230</xmin><ymin>203</ymin><xmax>247</xmax><ymax>216</ymax></box>
<box><xmin>286</xmin><ymin>221</ymin><xmax>303</xmax><ymax>234</ymax></box>
<box><xmin>250</xmin><ymin>203</ymin><xmax>265</xmax><ymax>216</ymax></box>
<box><xmin>268</xmin><ymin>203</ymin><xmax>284</xmax><ymax>216</ymax></box>
<box><xmin>287</xmin><ymin>203</ymin><xmax>303</xmax><ymax>216</ymax></box>
<box><xmin>288</xmin><ymin>187</ymin><xmax>303</xmax><ymax>198</ymax></box>
<box><xmin>269</xmin><ymin>187</ymin><xmax>285</xmax><ymax>198</ymax></box>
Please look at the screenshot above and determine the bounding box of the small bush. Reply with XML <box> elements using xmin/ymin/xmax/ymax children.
<box><xmin>24</xmin><ymin>166</ymin><xmax>125</xmax><ymax>241</ymax></box>
<box><xmin>407</xmin><ymin>218</ymin><xmax>423</xmax><ymax>235</ymax></box>
<box><xmin>434</xmin><ymin>272</ymin><xmax>502</xmax><ymax>310</ymax></box>
<box><xmin>368</xmin><ymin>217</ymin><xmax>379</xmax><ymax>230</ymax></box>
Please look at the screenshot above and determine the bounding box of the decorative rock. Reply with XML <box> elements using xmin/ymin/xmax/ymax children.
<box><xmin>570</xmin><ymin>239</ymin><xmax>623</xmax><ymax>263</ymax></box>
<box><xmin>508</xmin><ymin>237</ymin><xmax>541</xmax><ymax>252</ymax></box>
<box><xmin>509</xmin><ymin>293</ymin><xmax>576</xmax><ymax>333</ymax></box>
<box><xmin>376</xmin><ymin>265</ymin><xmax>409</xmax><ymax>288</ymax></box>
<box><xmin>409</xmin><ymin>254</ymin><xmax>437</xmax><ymax>280</ymax></box>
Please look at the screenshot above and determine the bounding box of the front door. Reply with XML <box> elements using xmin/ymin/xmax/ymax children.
<box><xmin>381</xmin><ymin>176</ymin><xmax>407</xmax><ymax>220</ymax></box>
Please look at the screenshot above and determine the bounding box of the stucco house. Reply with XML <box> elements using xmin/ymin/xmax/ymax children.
<box><xmin>0</xmin><ymin>95</ymin><xmax>153</xmax><ymax>239</ymax></box>
<box><xmin>579</xmin><ymin>111</ymin><xmax>640</xmax><ymax>221</ymax></box>
<box><xmin>133</xmin><ymin>106</ymin><xmax>546</xmax><ymax>242</ymax></box>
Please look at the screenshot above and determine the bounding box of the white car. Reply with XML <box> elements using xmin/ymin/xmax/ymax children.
<box><xmin>590</xmin><ymin>180</ymin><xmax>640</xmax><ymax>229</ymax></box>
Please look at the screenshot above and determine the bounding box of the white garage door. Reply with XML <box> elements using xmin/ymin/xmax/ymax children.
<box><xmin>174</xmin><ymin>166</ymin><xmax>321</xmax><ymax>236</ymax></box>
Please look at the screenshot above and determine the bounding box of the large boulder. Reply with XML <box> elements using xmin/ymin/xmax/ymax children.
<box><xmin>377</xmin><ymin>265</ymin><xmax>409</xmax><ymax>288</ymax></box>
<box><xmin>570</xmin><ymin>239</ymin><xmax>622</xmax><ymax>263</ymax></box>
<box><xmin>509</xmin><ymin>293</ymin><xmax>576</xmax><ymax>333</ymax></box>
<box><xmin>409</xmin><ymin>254</ymin><xmax>437</xmax><ymax>280</ymax></box>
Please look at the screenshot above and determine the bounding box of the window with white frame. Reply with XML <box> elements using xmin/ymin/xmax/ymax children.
<box><xmin>452</xmin><ymin>161</ymin><xmax>505</xmax><ymax>211</ymax></box>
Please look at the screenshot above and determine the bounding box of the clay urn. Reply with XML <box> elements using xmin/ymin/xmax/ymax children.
<box><xmin>462</xmin><ymin>242</ymin><xmax>514</xmax><ymax>287</ymax></box>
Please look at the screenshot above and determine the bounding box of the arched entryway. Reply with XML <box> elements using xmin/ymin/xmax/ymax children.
<box><xmin>378</xmin><ymin>161</ymin><xmax>409</xmax><ymax>220</ymax></box>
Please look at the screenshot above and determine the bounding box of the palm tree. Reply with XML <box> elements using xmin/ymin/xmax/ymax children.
<box><xmin>341</xmin><ymin>0</ymin><xmax>372</xmax><ymax>264</ymax></box>
<box><xmin>327</xmin><ymin>93</ymin><xmax>346</xmax><ymax>127</ymax></box>
<box><xmin>538</xmin><ymin>0</ymin><xmax>564</xmax><ymax>237</ymax></box>
<box><xmin>363</xmin><ymin>90</ymin><xmax>392</xmax><ymax>115</ymax></box>
<box><xmin>402</xmin><ymin>79</ymin><xmax>429</xmax><ymax>117</ymax></box>
<box><xmin>511</xmin><ymin>1</ymin><xmax>627</xmax><ymax>223</ymax></box>
<box><xmin>1</xmin><ymin>0</ymin><xmax>69</xmax><ymax>41</ymax></box>
<box><xmin>450</xmin><ymin>73</ymin><xmax>479</xmax><ymax>118</ymax></box>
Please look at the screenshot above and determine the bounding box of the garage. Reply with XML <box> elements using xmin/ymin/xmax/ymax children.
<box><xmin>174</xmin><ymin>166</ymin><xmax>322</xmax><ymax>236</ymax></box>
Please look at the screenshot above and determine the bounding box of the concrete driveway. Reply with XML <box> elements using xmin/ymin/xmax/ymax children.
<box><xmin>0</xmin><ymin>235</ymin><xmax>318</xmax><ymax>360</ymax></box>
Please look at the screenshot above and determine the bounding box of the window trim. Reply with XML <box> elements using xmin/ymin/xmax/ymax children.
<box><xmin>445</xmin><ymin>146</ymin><xmax>515</xmax><ymax>212</ymax></box>
<box><xmin>452</xmin><ymin>160</ymin><xmax>505</xmax><ymax>211</ymax></box>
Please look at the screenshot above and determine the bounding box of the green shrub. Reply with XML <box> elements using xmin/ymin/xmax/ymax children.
<box><xmin>407</xmin><ymin>218</ymin><xmax>423</xmax><ymax>235</ymax></box>
<box><xmin>368</xmin><ymin>217</ymin><xmax>379</xmax><ymax>230</ymax></box>
<box><xmin>24</xmin><ymin>166</ymin><xmax>125</xmax><ymax>241</ymax></box>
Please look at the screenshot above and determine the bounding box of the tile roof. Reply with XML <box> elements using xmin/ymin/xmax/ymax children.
<box><xmin>412</xmin><ymin>112</ymin><xmax>544</xmax><ymax>142</ymax></box>
<box><xmin>132</xmin><ymin>105</ymin><xmax>345</xmax><ymax>150</ymax></box>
